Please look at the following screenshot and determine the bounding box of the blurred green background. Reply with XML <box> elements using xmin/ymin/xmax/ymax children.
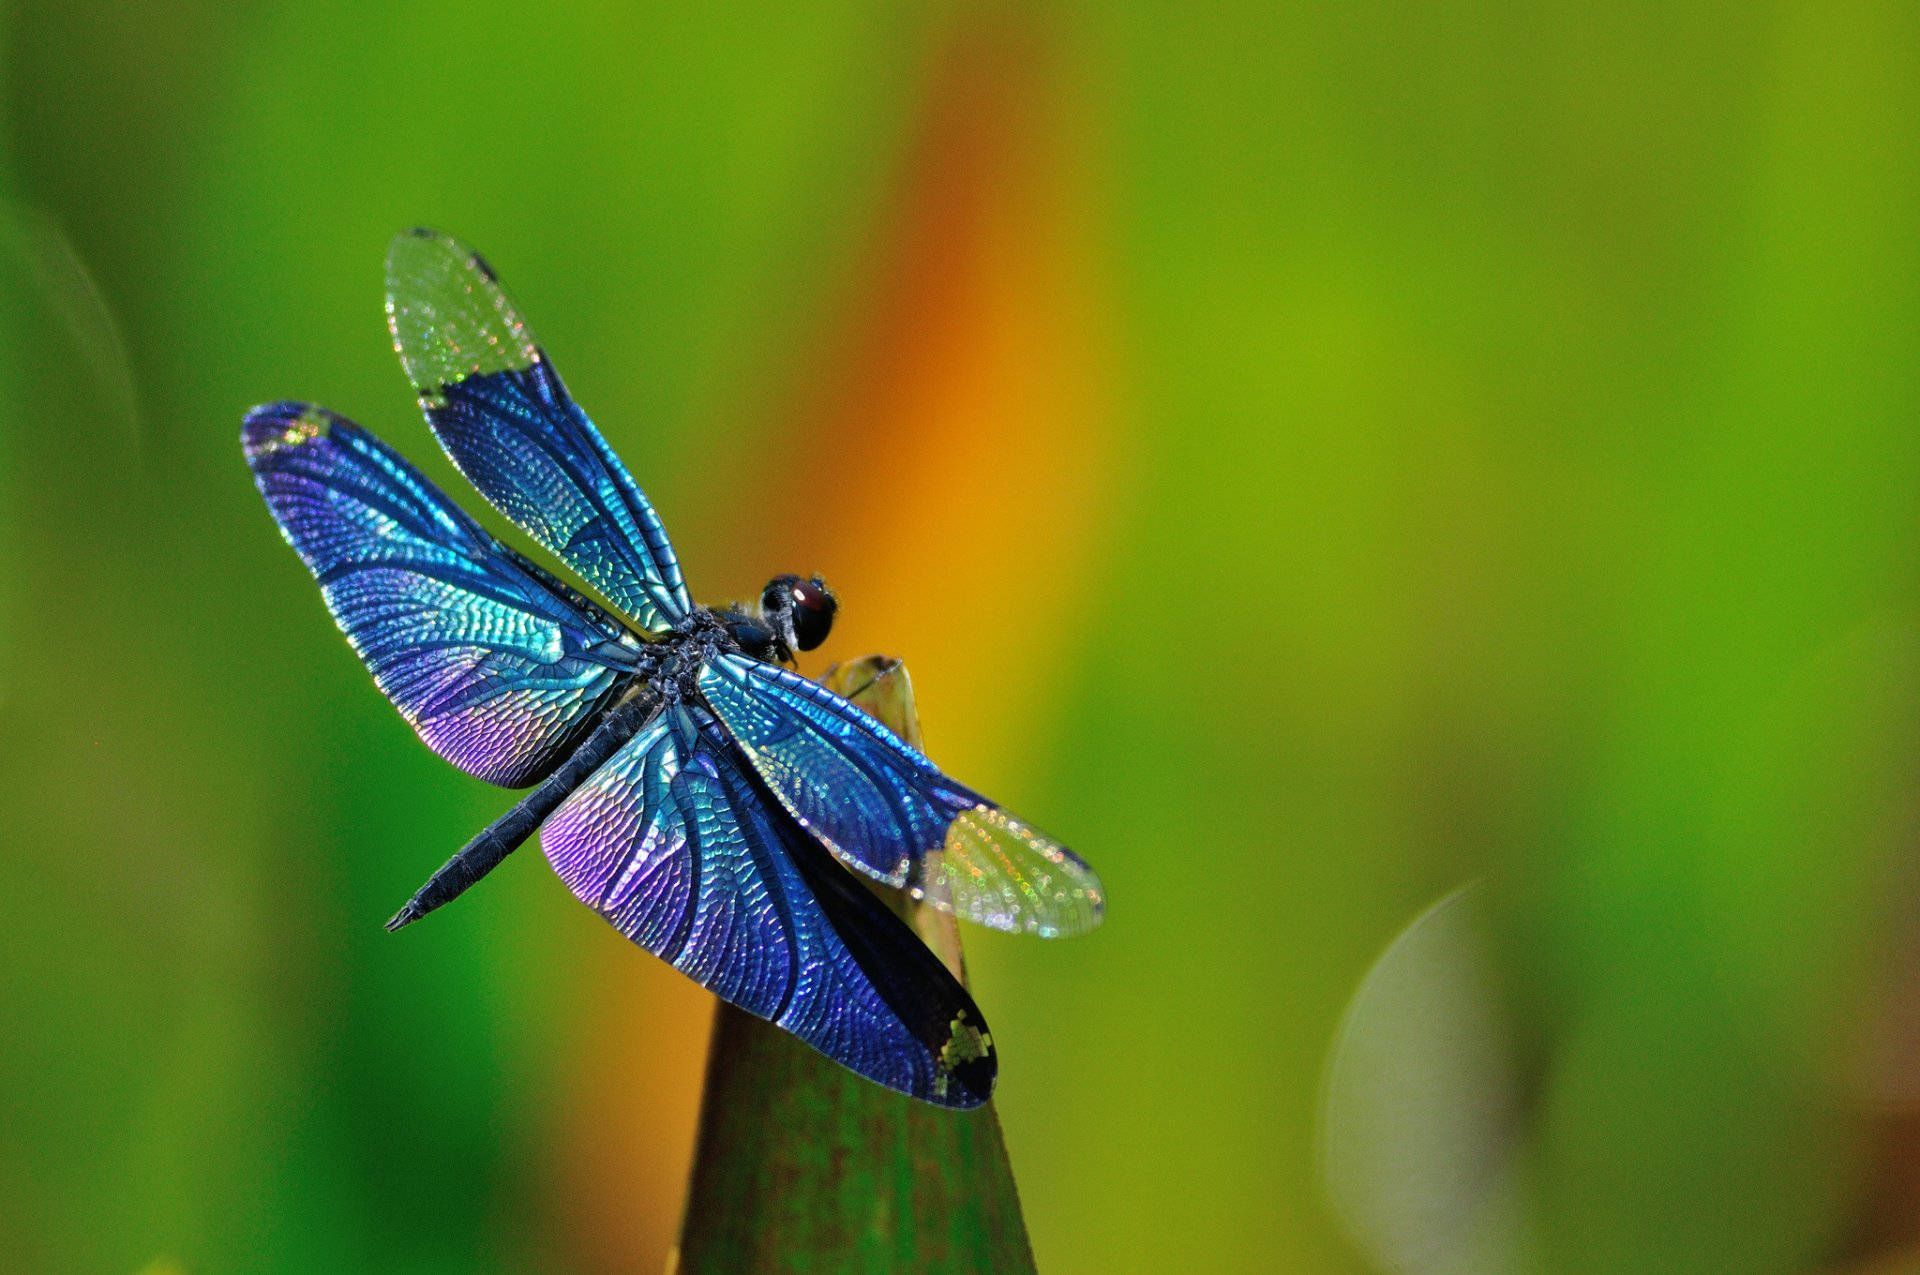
<box><xmin>4</xmin><ymin>4</ymin><xmax>1919</xmax><ymax>1272</ymax></box>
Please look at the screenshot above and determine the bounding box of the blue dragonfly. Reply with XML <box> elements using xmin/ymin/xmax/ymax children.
<box><xmin>242</xmin><ymin>230</ymin><xmax>1104</xmax><ymax>1107</ymax></box>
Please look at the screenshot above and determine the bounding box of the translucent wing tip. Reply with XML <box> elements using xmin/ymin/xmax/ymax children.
<box><xmin>385</xmin><ymin>226</ymin><xmax>467</xmax><ymax>279</ymax></box>
<box><xmin>386</xmin><ymin>224</ymin><xmax>463</xmax><ymax>267</ymax></box>
<box><xmin>241</xmin><ymin>401</ymin><xmax>336</xmax><ymax>461</ymax></box>
<box><xmin>931</xmin><ymin>806</ymin><xmax>1107</xmax><ymax>938</ymax></box>
<box><xmin>384</xmin><ymin>228</ymin><xmax>537</xmax><ymax>396</ymax></box>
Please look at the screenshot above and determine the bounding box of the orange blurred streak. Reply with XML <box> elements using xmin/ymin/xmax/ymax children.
<box><xmin>544</xmin><ymin>25</ymin><xmax>1120</xmax><ymax>1273</ymax></box>
<box><xmin>547</xmin><ymin>954</ymin><xmax>715</xmax><ymax>1274</ymax></box>
<box><xmin>771</xmin><ymin>28</ymin><xmax>1122</xmax><ymax>784</ymax></box>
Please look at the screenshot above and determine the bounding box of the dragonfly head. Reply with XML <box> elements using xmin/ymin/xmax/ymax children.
<box><xmin>760</xmin><ymin>574</ymin><xmax>838</xmax><ymax>655</ymax></box>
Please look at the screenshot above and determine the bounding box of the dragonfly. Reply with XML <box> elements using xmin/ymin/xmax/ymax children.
<box><xmin>242</xmin><ymin>229</ymin><xmax>1104</xmax><ymax>1108</ymax></box>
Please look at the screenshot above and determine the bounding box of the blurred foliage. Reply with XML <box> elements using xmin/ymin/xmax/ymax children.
<box><xmin>3</xmin><ymin>3</ymin><xmax>1919</xmax><ymax>1274</ymax></box>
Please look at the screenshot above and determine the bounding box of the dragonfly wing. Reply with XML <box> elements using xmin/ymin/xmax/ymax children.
<box><xmin>384</xmin><ymin>229</ymin><xmax>692</xmax><ymax>633</ymax></box>
<box><xmin>697</xmin><ymin>655</ymin><xmax>1105</xmax><ymax>937</ymax></box>
<box><xmin>541</xmin><ymin>704</ymin><xmax>995</xmax><ymax>1107</ymax></box>
<box><xmin>243</xmin><ymin>402</ymin><xmax>641</xmax><ymax>788</ymax></box>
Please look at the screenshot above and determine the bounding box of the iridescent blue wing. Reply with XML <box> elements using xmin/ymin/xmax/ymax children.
<box><xmin>384</xmin><ymin>229</ymin><xmax>691</xmax><ymax>634</ymax></box>
<box><xmin>243</xmin><ymin>402</ymin><xmax>644</xmax><ymax>788</ymax></box>
<box><xmin>541</xmin><ymin>703</ymin><xmax>995</xmax><ymax>1107</ymax></box>
<box><xmin>696</xmin><ymin>655</ymin><xmax>1105</xmax><ymax>937</ymax></box>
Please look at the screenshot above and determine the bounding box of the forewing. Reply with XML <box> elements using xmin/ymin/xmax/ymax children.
<box><xmin>384</xmin><ymin>229</ymin><xmax>691</xmax><ymax>633</ymax></box>
<box><xmin>541</xmin><ymin>705</ymin><xmax>995</xmax><ymax>1107</ymax></box>
<box><xmin>697</xmin><ymin>656</ymin><xmax>1104</xmax><ymax>937</ymax></box>
<box><xmin>243</xmin><ymin>402</ymin><xmax>641</xmax><ymax>788</ymax></box>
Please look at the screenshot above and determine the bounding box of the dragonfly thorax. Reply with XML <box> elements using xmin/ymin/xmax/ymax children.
<box><xmin>653</xmin><ymin>602</ymin><xmax>787</xmax><ymax>692</ymax></box>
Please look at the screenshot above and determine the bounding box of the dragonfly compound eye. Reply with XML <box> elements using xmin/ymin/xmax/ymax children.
<box><xmin>788</xmin><ymin>576</ymin><xmax>837</xmax><ymax>651</ymax></box>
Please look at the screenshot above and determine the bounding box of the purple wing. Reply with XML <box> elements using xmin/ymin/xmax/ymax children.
<box><xmin>696</xmin><ymin>655</ymin><xmax>1105</xmax><ymax>937</ymax></box>
<box><xmin>385</xmin><ymin>229</ymin><xmax>691</xmax><ymax>634</ymax></box>
<box><xmin>541</xmin><ymin>703</ymin><xmax>996</xmax><ymax>1107</ymax></box>
<box><xmin>243</xmin><ymin>402</ymin><xmax>644</xmax><ymax>787</ymax></box>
